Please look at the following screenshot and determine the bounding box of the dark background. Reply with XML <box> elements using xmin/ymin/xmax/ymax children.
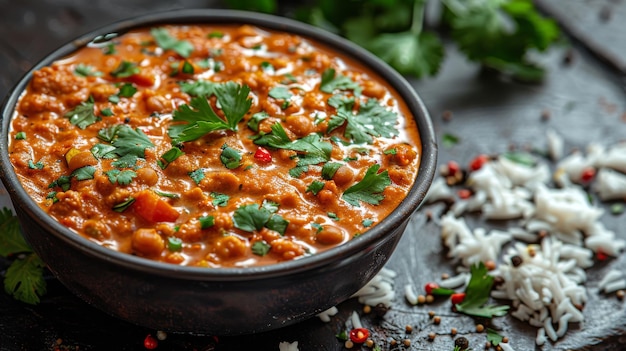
<box><xmin>1</xmin><ymin>0</ymin><xmax>625</xmax><ymax>350</ymax></box>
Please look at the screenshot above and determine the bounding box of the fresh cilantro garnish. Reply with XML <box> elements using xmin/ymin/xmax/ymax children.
<box><xmin>74</xmin><ymin>64</ymin><xmax>103</xmax><ymax>77</ymax></box>
<box><xmin>342</xmin><ymin>164</ymin><xmax>390</xmax><ymax>206</ymax></box>
<box><xmin>335</xmin><ymin>329</ymin><xmax>348</xmax><ymax>341</ymax></box>
<box><xmin>486</xmin><ymin>328</ymin><xmax>504</xmax><ymax>346</ymax></box>
<box><xmin>199</xmin><ymin>215</ymin><xmax>215</xmax><ymax>229</ymax></box>
<box><xmin>327</xmin><ymin>212</ymin><xmax>340</xmax><ymax>221</ymax></box>
<box><xmin>71</xmin><ymin>166</ymin><xmax>96</xmax><ymax>181</ymax></box>
<box><xmin>117</xmin><ymin>83</ymin><xmax>137</xmax><ymax>98</ymax></box>
<box><xmin>100</xmin><ymin>108</ymin><xmax>114</xmax><ymax>117</ymax></box>
<box><xmin>269</xmin><ymin>86</ymin><xmax>292</xmax><ymax>101</ymax></box>
<box><xmin>442</xmin><ymin>133</ymin><xmax>460</xmax><ymax>148</ymax></box>
<box><xmin>362</xmin><ymin>218</ymin><xmax>374</xmax><ymax>227</ymax></box>
<box><xmin>282</xmin><ymin>73</ymin><xmax>297</xmax><ymax>84</ymax></box>
<box><xmin>105</xmin><ymin>169</ymin><xmax>137</xmax><ymax>185</ymax></box>
<box><xmin>181</xmin><ymin>61</ymin><xmax>195</xmax><ymax>74</ymax></box>
<box><xmin>64</xmin><ymin>97</ymin><xmax>98</xmax><ymax>129</ymax></box>
<box><xmin>169</xmin><ymin>81</ymin><xmax>252</xmax><ymax>142</ymax></box>
<box><xmin>251</xmin><ymin>240</ymin><xmax>271</xmax><ymax>256</ymax></box>
<box><xmin>247</xmin><ymin>111</ymin><xmax>269</xmax><ymax>132</ymax></box>
<box><xmin>110</xmin><ymin>61</ymin><xmax>140</xmax><ymax>78</ymax></box>
<box><xmin>108</xmin><ymin>95</ymin><xmax>120</xmax><ymax>104</ymax></box>
<box><xmin>320</xmin><ymin>68</ymin><xmax>362</xmax><ymax>95</ymax></box>
<box><xmin>455</xmin><ymin>262</ymin><xmax>510</xmax><ymax>318</ymax></box>
<box><xmin>48</xmin><ymin>175</ymin><xmax>71</xmax><ymax>191</ymax></box>
<box><xmin>151</xmin><ymin>27</ymin><xmax>194</xmax><ymax>58</ymax></box>
<box><xmin>189</xmin><ymin>169</ymin><xmax>205</xmax><ymax>185</ymax></box>
<box><xmin>503</xmin><ymin>151</ymin><xmax>536</xmax><ymax>167</ymax></box>
<box><xmin>311</xmin><ymin>222</ymin><xmax>323</xmax><ymax>234</ymax></box>
<box><xmin>211</xmin><ymin>192</ymin><xmax>230</xmax><ymax>207</ymax></box>
<box><xmin>27</xmin><ymin>160</ymin><xmax>44</xmax><ymax>170</ymax></box>
<box><xmin>157</xmin><ymin>147</ymin><xmax>184</xmax><ymax>170</ymax></box>
<box><xmin>112</xmin><ymin>197</ymin><xmax>135</xmax><ymax>212</ymax></box>
<box><xmin>383</xmin><ymin>148</ymin><xmax>397</xmax><ymax>155</ymax></box>
<box><xmin>14</xmin><ymin>132</ymin><xmax>26</xmax><ymax>140</ymax></box>
<box><xmin>179</xmin><ymin>80</ymin><xmax>216</xmax><ymax>98</ymax></box>
<box><xmin>260</xmin><ymin>61</ymin><xmax>274</xmax><ymax>73</ymax></box>
<box><xmin>233</xmin><ymin>201</ymin><xmax>289</xmax><ymax>234</ymax></box>
<box><xmin>153</xmin><ymin>190</ymin><xmax>180</xmax><ymax>199</ymax></box>
<box><xmin>94</xmin><ymin>125</ymin><xmax>154</xmax><ymax>169</ymax></box>
<box><xmin>306</xmin><ymin>180</ymin><xmax>325</xmax><ymax>195</ymax></box>
<box><xmin>208</xmin><ymin>31</ymin><xmax>224</xmax><ymax>38</ymax></box>
<box><xmin>103</xmin><ymin>43</ymin><xmax>117</xmax><ymax>55</ymax></box>
<box><xmin>220</xmin><ymin>144</ymin><xmax>242</xmax><ymax>169</ymax></box>
<box><xmin>0</xmin><ymin>207</ymin><xmax>47</xmax><ymax>305</ymax></box>
<box><xmin>327</xmin><ymin>95</ymin><xmax>398</xmax><ymax>144</ymax></box>
<box><xmin>46</xmin><ymin>192</ymin><xmax>59</xmax><ymax>203</ymax></box>
<box><xmin>321</xmin><ymin>162</ymin><xmax>342</xmax><ymax>180</ymax></box>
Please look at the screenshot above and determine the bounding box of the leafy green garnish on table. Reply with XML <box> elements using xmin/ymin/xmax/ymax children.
<box><xmin>169</xmin><ymin>81</ymin><xmax>252</xmax><ymax>142</ymax></box>
<box><xmin>342</xmin><ymin>164</ymin><xmax>391</xmax><ymax>206</ymax></box>
<box><xmin>151</xmin><ymin>27</ymin><xmax>194</xmax><ymax>58</ymax></box>
<box><xmin>0</xmin><ymin>207</ymin><xmax>47</xmax><ymax>305</ymax></box>
<box><xmin>441</xmin><ymin>133</ymin><xmax>460</xmax><ymax>148</ymax></box>
<box><xmin>455</xmin><ymin>262</ymin><xmax>510</xmax><ymax>318</ymax></box>
<box><xmin>486</xmin><ymin>328</ymin><xmax>504</xmax><ymax>346</ymax></box>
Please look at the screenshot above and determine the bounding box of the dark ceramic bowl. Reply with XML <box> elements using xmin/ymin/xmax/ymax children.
<box><xmin>0</xmin><ymin>9</ymin><xmax>437</xmax><ymax>335</ymax></box>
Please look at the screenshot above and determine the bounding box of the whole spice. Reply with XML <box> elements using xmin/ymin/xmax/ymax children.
<box><xmin>455</xmin><ymin>336</ymin><xmax>470</xmax><ymax>350</ymax></box>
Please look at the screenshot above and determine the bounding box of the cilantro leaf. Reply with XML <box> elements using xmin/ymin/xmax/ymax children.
<box><xmin>158</xmin><ymin>147</ymin><xmax>184</xmax><ymax>170</ymax></box>
<box><xmin>220</xmin><ymin>144</ymin><xmax>242</xmax><ymax>169</ymax></box>
<box><xmin>169</xmin><ymin>82</ymin><xmax>252</xmax><ymax>142</ymax></box>
<box><xmin>320</xmin><ymin>68</ymin><xmax>362</xmax><ymax>95</ymax></box>
<box><xmin>328</xmin><ymin>95</ymin><xmax>398</xmax><ymax>144</ymax></box>
<box><xmin>306</xmin><ymin>180</ymin><xmax>325</xmax><ymax>195</ymax></box>
<box><xmin>342</xmin><ymin>164</ymin><xmax>390</xmax><ymax>206</ymax></box>
<box><xmin>233</xmin><ymin>203</ymin><xmax>272</xmax><ymax>232</ymax></box>
<box><xmin>151</xmin><ymin>27</ymin><xmax>194</xmax><ymax>58</ymax></box>
<box><xmin>247</xmin><ymin>111</ymin><xmax>270</xmax><ymax>132</ymax></box>
<box><xmin>487</xmin><ymin>328</ymin><xmax>504</xmax><ymax>346</ymax></box>
<box><xmin>110</xmin><ymin>61</ymin><xmax>140</xmax><ymax>78</ymax></box>
<box><xmin>64</xmin><ymin>98</ymin><xmax>99</xmax><ymax>129</ymax></box>
<box><xmin>321</xmin><ymin>162</ymin><xmax>342</xmax><ymax>180</ymax></box>
<box><xmin>0</xmin><ymin>208</ymin><xmax>31</xmax><ymax>256</ymax></box>
<box><xmin>71</xmin><ymin>166</ymin><xmax>96</xmax><ymax>181</ymax></box>
<box><xmin>266</xmin><ymin>214</ymin><xmax>288</xmax><ymax>235</ymax></box>
<box><xmin>199</xmin><ymin>215</ymin><xmax>215</xmax><ymax>229</ymax></box>
<box><xmin>4</xmin><ymin>253</ymin><xmax>47</xmax><ymax>305</ymax></box>
<box><xmin>269</xmin><ymin>86</ymin><xmax>292</xmax><ymax>101</ymax></box>
<box><xmin>180</xmin><ymin>80</ymin><xmax>216</xmax><ymax>98</ymax></box>
<box><xmin>74</xmin><ymin>64</ymin><xmax>103</xmax><ymax>77</ymax></box>
<box><xmin>456</xmin><ymin>262</ymin><xmax>510</xmax><ymax>318</ymax></box>
<box><xmin>251</xmin><ymin>240</ymin><xmax>271</xmax><ymax>256</ymax></box>
<box><xmin>368</xmin><ymin>30</ymin><xmax>443</xmax><ymax>78</ymax></box>
<box><xmin>189</xmin><ymin>169</ymin><xmax>205</xmax><ymax>185</ymax></box>
<box><xmin>211</xmin><ymin>192</ymin><xmax>230</xmax><ymax>207</ymax></box>
<box><xmin>105</xmin><ymin>169</ymin><xmax>137</xmax><ymax>185</ymax></box>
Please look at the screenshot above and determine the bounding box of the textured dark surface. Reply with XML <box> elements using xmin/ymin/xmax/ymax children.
<box><xmin>0</xmin><ymin>1</ymin><xmax>625</xmax><ymax>350</ymax></box>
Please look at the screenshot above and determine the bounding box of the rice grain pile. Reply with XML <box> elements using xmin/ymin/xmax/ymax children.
<box><xmin>424</xmin><ymin>132</ymin><xmax>626</xmax><ymax>346</ymax></box>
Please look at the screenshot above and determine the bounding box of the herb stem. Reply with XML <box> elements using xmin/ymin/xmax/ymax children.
<box><xmin>410</xmin><ymin>0</ymin><xmax>427</xmax><ymax>35</ymax></box>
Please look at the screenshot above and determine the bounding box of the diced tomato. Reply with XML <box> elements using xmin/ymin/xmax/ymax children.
<box><xmin>450</xmin><ymin>292</ymin><xmax>466</xmax><ymax>305</ymax></box>
<box><xmin>254</xmin><ymin>147</ymin><xmax>272</xmax><ymax>163</ymax></box>
<box><xmin>129</xmin><ymin>73</ymin><xmax>155</xmax><ymax>87</ymax></box>
<box><xmin>133</xmin><ymin>190</ymin><xmax>180</xmax><ymax>223</ymax></box>
<box><xmin>469</xmin><ymin>154</ymin><xmax>489</xmax><ymax>171</ymax></box>
<box><xmin>349</xmin><ymin>328</ymin><xmax>369</xmax><ymax>343</ymax></box>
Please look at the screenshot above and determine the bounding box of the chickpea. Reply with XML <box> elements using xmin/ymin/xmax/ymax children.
<box><xmin>136</xmin><ymin>167</ymin><xmax>159</xmax><ymax>186</ymax></box>
<box><xmin>284</xmin><ymin>115</ymin><xmax>313</xmax><ymax>138</ymax></box>
<box><xmin>67</xmin><ymin>150</ymin><xmax>98</xmax><ymax>172</ymax></box>
<box><xmin>132</xmin><ymin>228</ymin><xmax>165</xmax><ymax>257</ymax></box>
<box><xmin>214</xmin><ymin>235</ymin><xmax>247</xmax><ymax>260</ymax></box>
<box><xmin>145</xmin><ymin>95</ymin><xmax>169</xmax><ymax>113</ymax></box>
<box><xmin>332</xmin><ymin>166</ymin><xmax>354</xmax><ymax>186</ymax></box>
<box><xmin>316</xmin><ymin>225</ymin><xmax>345</xmax><ymax>245</ymax></box>
<box><xmin>270</xmin><ymin>239</ymin><xmax>305</xmax><ymax>260</ymax></box>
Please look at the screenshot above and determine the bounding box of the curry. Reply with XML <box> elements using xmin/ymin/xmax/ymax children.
<box><xmin>8</xmin><ymin>24</ymin><xmax>421</xmax><ymax>267</ymax></box>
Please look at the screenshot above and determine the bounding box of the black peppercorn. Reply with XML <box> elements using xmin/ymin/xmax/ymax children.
<box><xmin>373</xmin><ymin>303</ymin><xmax>389</xmax><ymax>318</ymax></box>
<box><xmin>454</xmin><ymin>336</ymin><xmax>470</xmax><ymax>350</ymax></box>
<box><xmin>511</xmin><ymin>255</ymin><xmax>523</xmax><ymax>267</ymax></box>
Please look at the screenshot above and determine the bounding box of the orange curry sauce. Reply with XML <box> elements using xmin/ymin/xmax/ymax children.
<box><xmin>9</xmin><ymin>25</ymin><xmax>421</xmax><ymax>267</ymax></box>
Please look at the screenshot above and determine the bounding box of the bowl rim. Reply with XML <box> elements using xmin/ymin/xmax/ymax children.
<box><xmin>0</xmin><ymin>8</ymin><xmax>437</xmax><ymax>281</ymax></box>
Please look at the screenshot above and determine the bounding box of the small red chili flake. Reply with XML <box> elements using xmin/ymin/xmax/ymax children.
<box><xmin>143</xmin><ymin>334</ymin><xmax>158</xmax><ymax>350</ymax></box>
<box><xmin>469</xmin><ymin>154</ymin><xmax>489</xmax><ymax>171</ymax></box>
<box><xmin>254</xmin><ymin>147</ymin><xmax>272</xmax><ymax>162</ymax></box>
<box><xmin>424</xmin><ymin>282</ymin><xmax>439</xmax><ymax>295</ymax></box>
<box><xmin>457</xmin><ymin>189</ymin><xmax>472</xmax><ymax>199</ymax></box>
<box><xmin>447</xmin><ymin>160</ymin><xmax>460</xmax><ymax>176</ymax></box>
<box><xmin>450</xmin><ymin>292</ymin><xmax>466</xmax><ymax>305</ymax></box>
<box><xmin>581</xmin><ymin>167</ymin><xmax>596</xmax><ymax>182</ymax></box>
<box><xmin>349</xmin><ymin>328</ymin><xmax>370</xmax><ymax>344</ymax></box>
<box><xmin>596</xmin><ymin>248</ymin><xmax>609</xmax><ymax>261</ymax></box>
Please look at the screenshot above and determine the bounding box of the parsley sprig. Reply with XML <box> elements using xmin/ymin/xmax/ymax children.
<box><xmin>169</xmin><ymin>81</ymin><xmax>252</xmax><ymax>142</ymax></box>
<box><xmin>328</xmin><ymin>95</ymin><xmax>399</xmax><ymax>144</ymax></box>
<box><xmin>455</xmin><ymin>262</ymin><xmax>510</xmax><ymax>318</ymax></box>
<box><xmin>0</xmin><ymin>208</ymin><xmax>47</xmax><ymax>305</ymax></box>
<box><xmin>342</xmin><ymin>164</ymin><xmax>390</xmax><ymax>206</ymax></box>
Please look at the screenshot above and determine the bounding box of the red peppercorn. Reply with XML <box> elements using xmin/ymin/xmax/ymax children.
<box><xmin>447</xmin><ymin>160</ymin><xmax>460</xmax><ymax>176</ymax></box>
<box><xmin>457</xmin><ymin>189</ymin><xmax>472</xmax><ymax>199</ymax></box>
<box><xmin>254</xmin><ymin>147</ymin><xmax>272</xmax><ymax>163</ymax></box>
<box><xmin>581</xmin><ymin>167</ymin><xmax>596</xmax><ymax>182</ymax></box>
<box><xmin>143</xmin><ymin>334</ymin><xmax>158</xmax><ymax>350</ymax></box>
<box><xmin>469</xmin><ymin>154</ymin><xmax>489</xmax><ymax>171</ymax></box>
<box><xmin>424</xmin><ymin>282</ymin><xmax>439</xmax><ymax>295</ymax></box>
<box><xmin>349</xmin><ymin>328</ymin><xmax>370</xmax><ymax>344</ymax></box>
<box><xmin>450</xmin><ymin>292</ymin><xmax>466</xmax><ymax>305</ymax></box>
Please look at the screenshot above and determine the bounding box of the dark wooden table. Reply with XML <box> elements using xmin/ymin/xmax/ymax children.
<box><xmin>1</xmin><ymin>1</ymin><xmax>625</xmax><ymax>350</ymax></box>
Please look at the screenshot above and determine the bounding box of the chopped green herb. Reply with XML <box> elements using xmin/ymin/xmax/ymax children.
<box><xmin>306</xmin><ymin>180</ymin><xmax>325</xmax><ymax>195</ymax></box>
<box><xmin>153</xmin><ymin>190</ymin><xmax>180</xmax><ymax>199</ymax></box>
<box><xmin>234</xmin><ymin>203</ymin><xmax>272</xmax><ymax>232</ymax></box>
<box><xmin>266</xmin><ymin>214</ymin><xmax>288</xmax><ymax>235</ymax></box>
<box><xmin>282</xmin><ymin>73</ymin><xmax>297</xmax><ymax>84</ymax></box>
<box><xmin>108</xmin><ymin>95</ymin><xmax>120</xmax><ymax>104</ymax></box>
<box><xmin>327</xmin><ymin>212</ymin><xmax>340</xmax><ymax>221</ymax></box>
<box><xmin>179</xmin><ymin>80</ymin><xmax>216</xmax><ymax>98</ymax></box>
<box><xmin>110</xmin><ymin>61</ymin><xmax>140</xmax><ymax>78</ymax></box>
<box><xmin>169</xmin><ymin>81</ymin><xmax>252</xmax><ymax>143</ymax></box>
<box><xmin>27</xmin><ymin>160</ymin><xmax>44</xmax><ymax>170</ymax></box>
<box><xmin>328</xmin><ymin>95</ymin><xmax>398</xmax><ymax>144</ymax></box>
<box><xmin>311</xmin><ymin>222</ymin><xmax>323</xmax><ymax>234</ymax></box>
<box><xmin>117</xmin><ymin>83</ymin><xmax>137</xmax><ymax>98</ymax></box>
<box><xmin>456</xmin><ymin>262</ymin><xmax>510</xmax><ymax>318</ymax></box>
<box><xmin>64</xmin><ymin>97</ymin><xmax>98</xmax><ymax>129</ymax></box>
<box><xmin>182</xmin><ymin>61</ymin><xmax>195</xmax><ymax>74</ymax></box>
<box><xmin>260</xmin><ymin>61</ymin><xmax>274</xmax><ymax>73</ymax></box>
<box><xmin>486</xmin><ymin>328</ymin><xmax>504</xmax><ymax>346</ymax></box>
<box><xmin>167</xmin><ymin>237</ymin><xmax>183</xmax><ymax>252</ymax></box>
<box><xmin>320</xmin><ymin>68</ymin><xmax>362</xmax><ymax>95</ymax></box>
<box><xmin>247</xmin><ymin>111</ymin><xmax>270</xmax><ymax>132</ymax></box>
<box><xmin>362</xmin><ymin>218</ymin><xmax>374</xmax><ymax>227</ymax></box>
<box><xmin>104</xmin><ymin>169</ymin><xmax>137</xmax><ymax>185</ymax></box>
<box><xmin>442</xmin><ymin>133</ymin><xmax>460</xmax><ymax>148</ymax></box>
<box><xmin>151</xmin><ymin>27</ymin><xmax>194</xmax><ymax>58</ymax></box>
<box><xmin>220</xmin><ymin>144</ymin><xmax>242</xmax><ymax>169</ymax></box>
<box><xmin>335</xmin><ymin>330</ymin><xmax>348</xmax><ymax>341</ymax></box>
<box><xmin>211</xmin><ymin>192</ymin><xmax>230</xmax><ymax>207</ymax></box>
<box><xmin>384</xmin><ymin>148</ymin><xmax>397</xmax><ymax>155</ymax></box>
<box><xmin>103</xmin><ymin>43</ymin><xmax>117</xmax><ymax>55</ymax></box>
<box><xmin>189</xmin><ymin>169</ymin><xmax>205</xmax><ymax>185</ymax></box>
<box><xmin>71</xmin><ymin>166</ymin><xmax>96</xmax><ymax>181</ymax></box>
<box><xmin>268</xmin><ymin>86</ymin><xmax>292</xmax><ymax>107</ymax></box>
<box><xmin>157</xmin><ymin>147</ymin><xmax>184</xmax><ymax>170</ymax></box>
<box><xmin>342</xmin><ymin>164</ymin><xmax>390</xmax><ymax>206</ymax></box>
<box><xmin>321</xmin><ymin>162</ymin><xmax>342</xmax><ymax>180</ymax></box>
<box><xmin>46</xmin><ymin>192</ymin><xmax>59</xmax><ymax>203</ymax></box>
<box><xmin>503</xmin><ymin>151</ymin><xmax>536</xmax><ymax>167</ymax></box>
<box><xmin>48</xmin><ymin>175</ymin><xmax>71</xmax><ymax>192</ymax></box>
<box><xmin>251</xmin><ymin>240</ymin><xmax>271</xmax><ymax>256</ymax></box>
<box><xmin>74</xmin><ymin>64</ymin><xmax>103</xmax><ymax>77</ymax></box>
<box><xmin>208</xmin><ymin>31</ymin><xmax>224</xmax><ymax>38</ymax></box>
<box><xmin>14</xmin><ymin>132</ymin><xmax>26</xmax><ymax>140</ymax></box>
<box><xmin>199</xmin><ymin>216</ymin><xmax>215</xmax><ymax>229</ymax></box>
<box><xmin>100</xmin><ymin>108</ymin><xmax>114</xmax><ymax>117</ymax></box>
<box><xmin>112</xmin><ymin>197</ymin><xmax>135</xmax><ymax>212</ymax></box>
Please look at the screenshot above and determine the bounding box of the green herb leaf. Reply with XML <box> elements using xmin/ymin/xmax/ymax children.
<box><xmin>211</xmin><ymin>192</ymin><xmax>230</xmax><ymax>207</ymax></box>
<box><xmin>0</xmin><ymin>208</ymin><xmax>31</xmax><ymax>257</ymax></box>
<box><xmin>266</xmin><ymin>214</ymin><xmax>289</xmax><ymax>235</ymax></box>
<box><xmin>153</xmin><ymin>190</ymin><xmax>179</xmax><ymax>199</ymax></box>
<box><xmin>48</xmin><ymin>175</ymin><xmax>71</xmax><ymax>192</ymax></box>
<box><xmin>158</xmin><ymin>147</ymin><xmax>184</xmax><ymax>170</ymax></box>
<box><xmin>327</xmin><ymin>212</ymin><xmax>340</xmax><ymax>221</ymax></box>
<box><xmin>112</xmin><ymin>197</ymin><xmax>135</xmax><ymax>212</ymax></box>
<box><xmin>64</xmin><ymin>98</ymin><xmax>98</xmax><ymax>129</ymax></box>
<box><xmin>110</xmin><ymin>61</ymin><xmax>140</xmax><ymax>78</ymax></box>
<box><xmin>14</xmin><ymin>132</ymin><xmax>26</xmax><ymax>140</ymax></box>
<box><xmin>321</xmin><ymin>162</ymin><xmax>342</xmax><ymax>180</ymax></box>
<box><xmin>456</xmin><ymin>262</ymin><xmax>510</xmax><ymax>318</ymax></box>
<box><xmin>503</xmin><ymin>151</ymin><xmax>536</xmax><ymax>167</ymax></box>
<box><xmin>105</xmin><ymin>169</ymin><xmax>137</xmax><ymax>185</ymax></box>
<box><xmin>306</xmin><ymin>180</ymin><xmax>325</xmax><ymax>195</ymax></box>
<box><xmin>442</xmin><ymin>133</ymin><xmax>460</xmax><ymax>148</ymax></box>
<box><xmin>199</xmin><ymin>216</ymin><xmax>215</xmax><ymax>229</ymax></box>
<box><xmin>189</xmin><ymin>169</ymin><xmax>205</xmax><ymax>185</ymax></box>
<box><xmin>182</xmin><ymin>61</ymin><xmax>195</xmax><ymax>75</ymax></box>
<box><xmin>151</xmin><ymin>27</ymin><xmax>194</xmax><ymax>58</ymax></box>
<box><xmin>180</xmin><ymin>80</ymin><xmax>216</xmax><ymax>98</ymax></box>
<box><xmin>220</xmin><ymin>144</ymin><xmax>242</xmax><ymax>169</ymax></box>
<box><xmin>320</xmin><ymin>68</ymin><xmax>362</xmax><ymax>95</ymax></box>
<box><xmin>27</xmin><ymin>160</ymin><xmax>44</xmax><ymax>170</ymax></box>
<box><xmin>369</xmin><ymin>30</ymin><xmax>443</xmax><ymax>78</ymax></box>
<box><xmin>247</xmin><ymin>111</ymin><xmax>270</xmax><ymax>132</ymax></box>
<box><xmin>251</xmin><ymin>240</ymin><xmax>272</xmax><ymax>256</ymax></box>
<box><xmin>71</xmin><ymin>166</ymin><xmax>96</xmax><ymax>181</ymax></box>
<box><xmin>233</xmin><ymin>203</ymin><xmax>272</xmax><ymax>232</ymax></box>
<box><xmin>4</xmin><ymin>253</ymin><xmax>46</xmax><ymax>305</ymax></box>
<box><xmin>100</xmin><ymin>108</ymin><xmax>114</xmax><ymax>117</ymax></box>
<box><xmin>74</xmin><ymin>64</ymin><xmax>103</xmax><ymax>77</ymax></box>
<box><xmin>169</xmin><ymin>82</ymin><xmax>252</xmax><ymax>142</ymax></box>
<box><xmin>487</xmin><ymin>328</ymin><xmax>504</xmax><ymax>346</ymax></box>
<box><xmin>118</xmin><ymin>83</ymin><xmax>137</xmax><ymax>98</ymax></box>
<box><xmin>268</xmin><ymin>86</ymin><xmax>292</xmax><ymax>107</ymax></box>
<box><xmin>362</xmin><ymin>218</ymin><xmax>374</xmax><ymax>227</ymax></box>
<box><xmin>328</xmin><ymin>95</ymin><xmax>398</xmax><ymax>144</ymax></box>
<box><xmin>342</xmin><ymin>164</ymin><xmax>390</xmax><ymax>206</ymax></box>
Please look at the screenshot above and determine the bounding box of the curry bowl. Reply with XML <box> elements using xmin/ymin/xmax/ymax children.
<box><xmin>0</xmin><ymin>9</ymin><xmax>436</xmax><ymax>335</ymax></box>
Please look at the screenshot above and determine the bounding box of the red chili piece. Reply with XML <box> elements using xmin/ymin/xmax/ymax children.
<box><xmin>424</xmin><ymin>282</ymin><xmax>439</xmax><ymax>295</ymax></box>
<box><xmin>581</xmin><ymin>167</ymin><xmax>596</xmax><ymax>182</ymax></box>
<box><xmin>447</xmin><ymin>160</ymin><xmax>460</xmax><ymax>176</ymax></box>
<box><xmin>450</xmin><ymin>292</ymin><xmax>466</xmax><ymax>305</ymax></box>
<box><xmin>469</xmin><ymin>154</ymin><xmax>489</xmax><ymax>171</ymax></box>
<box><xmin>254</xmin><ymin>147</ymin><xmax>272</xmax><ymax>163</ymax></box>
<box><xmin>457</xmin><ymin>189</ymin><xmax>472</xmax><ymax>199</ymax></box>
<box><xmin>596</xmin><ymin>248</ymin><xmax>609</xmax><ymax>261</ymax></box>
<box><xmin>143</xmin><ymin>334</ymin><xmax>158</xmax><ymax>350</ymax></box>
<box><xmin>349</xmin><ymin>328</ymin><xmax>370</xmax><ymax>344</ymax></box>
